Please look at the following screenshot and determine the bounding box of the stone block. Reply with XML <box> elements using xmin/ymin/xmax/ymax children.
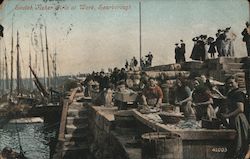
<box><xmin>223</xmin><ymin>63</ymin><xmax>244</xmax><ymax>70</ymax></box>
<box><xmin>67</xmin><ymin>108</ymin><xmax>88</xmax><ymax>117</ymax></box>
<box><xmin>181</xmin><ymin>61</ymin><xmax>205</xmax><ymax>70</ymax></box>
<box><xmin>66</xmin><ymin>124</ymin><xmax>88</xmax><ymax>134</ymax></box>
<box><xmin>64</xmin><ymin>133</ymin><xmax>89</xmax><ymax>142</ymax></box>
<box><xmin>67</xmin><ymin>116</ymin><xmax>88</xmax><ymax>125</ymax></box>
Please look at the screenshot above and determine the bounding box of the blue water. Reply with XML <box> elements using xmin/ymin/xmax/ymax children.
<box><xmin>0</xmin><ymin>122</ymin><xmax>57</xmax><ymax>159</ymax></box>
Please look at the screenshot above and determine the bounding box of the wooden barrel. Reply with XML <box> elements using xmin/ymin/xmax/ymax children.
<box><xmin>141</xmin><ymin>132</ymin><xmax>183</xmax><ymax>159</ymax></box>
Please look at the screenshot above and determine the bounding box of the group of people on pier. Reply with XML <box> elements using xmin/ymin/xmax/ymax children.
<box><xmin>125</xmin><ymin>57</ymin><xmax>138</xmax><ymax>71</ymax></box>
<box><xmin>140</xmin><ymin>51</ymin><xmax>153</xmax><ymax>69</ymax></box>
<box><xmin>189</xmin><ymin>27</ymin><xmax>236</xmax><ymax>61</ymax></box>
<box><xmin>175</xmin><ymin>22</ymin><xmax>250</xmax><ymax>63</ymax></box>
<box><xmin>124</xmin><ymin>51</ymin><xmax>154</xmax><ymax>71</ymax></box>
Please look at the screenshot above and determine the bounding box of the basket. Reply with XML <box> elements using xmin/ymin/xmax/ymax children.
<box><xmin>201</xmin><ymin>118</ymin><xmax>221</xmax><ymax>129</ymax></box>
<box><xmin>159</xmin><ymin>113</ymin><xmax>181</xmax><ymax>124</ymax></box>
<box><xmin>161</xmin><ymin>104</ymin><xmax>174</xmax><ymax>112</ymax></box>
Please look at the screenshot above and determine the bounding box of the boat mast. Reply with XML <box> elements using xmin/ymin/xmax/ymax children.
<box><xmin>139</xmin><ymin>1</ymin><xmax>142</xmax><ymax>68</ymax></box>
<box><xmin>16</xmin><ymin>31</ymin><xmax>20</xmax><ymax>95</ymax></box>
<box><xmin>10</xmin><ymin>16</ymin><xmax>14</xmax><ymax>96</ymax></box>
<box><xmin>29</xmin><ymin>45</ymin><xmax>33</xmax><ymax>91</ymax></box>
<box><xmin>4</xmin><ymin>48</ymin><xmax>9</xmax><ymax>90</ymax></box>
<box><xmin>2</xmin><ymin>54</ymin><xmax>5</xmax><ymax>91</ymax></box>
<box><xmin>52</xmin><ymin>47</ymin><xmax>57</xmax><ymax>88</ymax></box>
<box><xmin>39</xmin><ymin>24</ymin><xmax>46</xmax><ymax>87</ymax></box>
<box><xmin>0</xmin><ymin>41</ymin><xmax>2</xmax><ymax>92</ymax></box>
<box><xmin>45</xmin><ymin>24</ymin><xmax>50</xmax><ymax>89</ymax></box>
<box><xmin>0</xmin><ymin>25</ymin><xmax>3</xmax><ymax>94</ymax></box>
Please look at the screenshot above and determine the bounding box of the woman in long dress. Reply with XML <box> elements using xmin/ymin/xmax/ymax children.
<box><xmin>222</xmin><ymin>76</ymin><xmax>249</xmax><ymax>159</ymax></box>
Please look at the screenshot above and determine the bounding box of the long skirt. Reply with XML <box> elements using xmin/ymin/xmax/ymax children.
<box><xmin>230</xmin><ymin>113</ymin><xmax>250</xmax><ymax>158</ymax></box>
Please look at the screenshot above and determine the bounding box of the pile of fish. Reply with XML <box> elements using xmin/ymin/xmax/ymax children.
<box><xmin>144</xmin><ymin>113</ymin><xmax>163</xmax><ymax>123</ymax></box>
<box><xmin>138</xmin><ymin>106</ymin><xmax>160</xmax><ymax>114</ymax></box>
<box><xmin>164</xmin><ymin>120</ymin><xmax>202</xmax><ymax>130</ymax></box>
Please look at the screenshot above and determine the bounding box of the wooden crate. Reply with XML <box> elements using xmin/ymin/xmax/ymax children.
<box><xmin>114</xmin><ymin>92</ymin><xmax>138</xmax><ymax>102</ymax></box>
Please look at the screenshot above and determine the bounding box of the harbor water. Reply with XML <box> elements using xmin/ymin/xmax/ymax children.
<box><xmin>0</xmin><ymin>122</ymin><xmax>58</xmax><ymax>159</ymax></box>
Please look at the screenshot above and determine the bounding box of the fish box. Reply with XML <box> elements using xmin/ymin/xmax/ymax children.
<box><xmin>114</xmin><ymin>92</ymin><xmax>138</xmax><ymax>102</ymax></box>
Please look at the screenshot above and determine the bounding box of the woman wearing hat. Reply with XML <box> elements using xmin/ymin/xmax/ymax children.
<box><xmin>216</xmin><ymin>29</ymin><xmax>225</xmax><ymax>57</ymax></box>
<box><xmin>207</xmin><ymin>37</ymin><xmax>216</xmax><ymax>58</ymax></box>
<box><xmin>190</xmin><ymin>37</ymin><xmax>200</xmax><ymax>60</ymax></box>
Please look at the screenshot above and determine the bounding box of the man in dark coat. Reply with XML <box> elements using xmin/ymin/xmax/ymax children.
<box><xmin>133</xmin><ymin>57</ymin><xmax>138</xmax><ymax>67</ymax></box>
<box><xmin>145</xmin><ymin>51</ymin><xmax>153</xmax><ymax>66</ymax></box>
<box><xmin>125</xmin><ymin>60</ymin><xmax>129</xmax><ymax>70</ymax></box>
<box><xmin>110</xmin><ymin>67</ymin><xmax>120</xmax><ymax>87</ymax></box>
<box><xmin>180</xmin><ymin>40</ymin><xmax>186</xmax><ymax>62</ymax></box>
<box><xmin>242</xmin><ymin>22</ymin><xmax>250</xmax><ymax>56</ymax></box>
<box><xmin>0</xmin><ymin>24</ymin><xmax>3</xmax><ymax>37</ymax></box>
<box><xmin>118</xmin><ymin>68</ymin><xmax>127</xmax><ymax>82</ymax></box>
<box><xmin>175</xmin><ymin>43</ymin><xmax>181</xmax><ymax>63</ymax></box>
<box><xmin>98</xmin><ymin>71</ymin><xmax>110</xmax><ymax>91</ymax></box>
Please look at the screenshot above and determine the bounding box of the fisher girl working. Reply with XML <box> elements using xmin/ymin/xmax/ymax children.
<box><xmin>221</xmin><ymin>76</ymin><xmax>250</xmax><ymax>159</ymax></box>
<box><xmin>141</xmin><ymin>77</ymin><xmax>163</xmax><ymax>108</ymax></box>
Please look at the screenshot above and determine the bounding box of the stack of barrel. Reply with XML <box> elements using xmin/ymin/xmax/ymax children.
<box><xmin>133</xmin><ymin>70</ymin><xmax>141</xmax><ymax>86</ymax></box>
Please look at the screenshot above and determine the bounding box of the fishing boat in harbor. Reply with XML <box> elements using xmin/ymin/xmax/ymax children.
<box><xmin>0</xmin><ymin>18</ymin><xmax>63</xmax><ymax>130</ymax></box>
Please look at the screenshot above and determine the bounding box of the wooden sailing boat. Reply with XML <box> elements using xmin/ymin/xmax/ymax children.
<box><xmin>0</xmin><ymin>23</ymin><xmax>43</xmax><ymax>127</ymax></box>
<box><xmin>0</xmin><ymin>24</ymin><xmax>10</xmax><ymax>103</ymax></box>
<box><xmin>10</xmin><ymin>17</ymin><xmax>14</xmax><ymax>97</ymax></box>
<box><xmin>0</xmin><ymin>48</ymin><xmax>10</xmax><ymax>100</ymax></box>
<box><xmin>14</xmin><ymin>31</ymin><xmax>39</xmax><ymax>106</ymax></box>
<box><xmin>29</xmin><ymin>20</ymin><xmax>61</xmax><ymax>105</ymax></box>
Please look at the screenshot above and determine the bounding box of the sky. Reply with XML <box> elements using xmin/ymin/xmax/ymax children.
<box><xmin>0</xmin><ymin>0</ymin><xmax>249</xmax><ymax>78</ymax></box>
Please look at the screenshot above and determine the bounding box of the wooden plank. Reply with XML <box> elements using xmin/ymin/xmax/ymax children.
<box><xmin>58</xmin><ymin>100</ymin><xmax>69</xmax><ymax>141</ymax></box>
<box><xmin>58</xmin><ymin>88</ymin><xmax>78</xmax><ymax>141</ymax></box>
<box><xmin>69</xmin><ymin>88</ymin><xmax>78</xmax><ymax>104</ymax></box>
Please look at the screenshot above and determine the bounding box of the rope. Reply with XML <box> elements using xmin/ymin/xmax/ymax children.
<box><xmin>14</xmin><ymin>114</ymin><xmax>26</xmax><ymax>158</ymax></box>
